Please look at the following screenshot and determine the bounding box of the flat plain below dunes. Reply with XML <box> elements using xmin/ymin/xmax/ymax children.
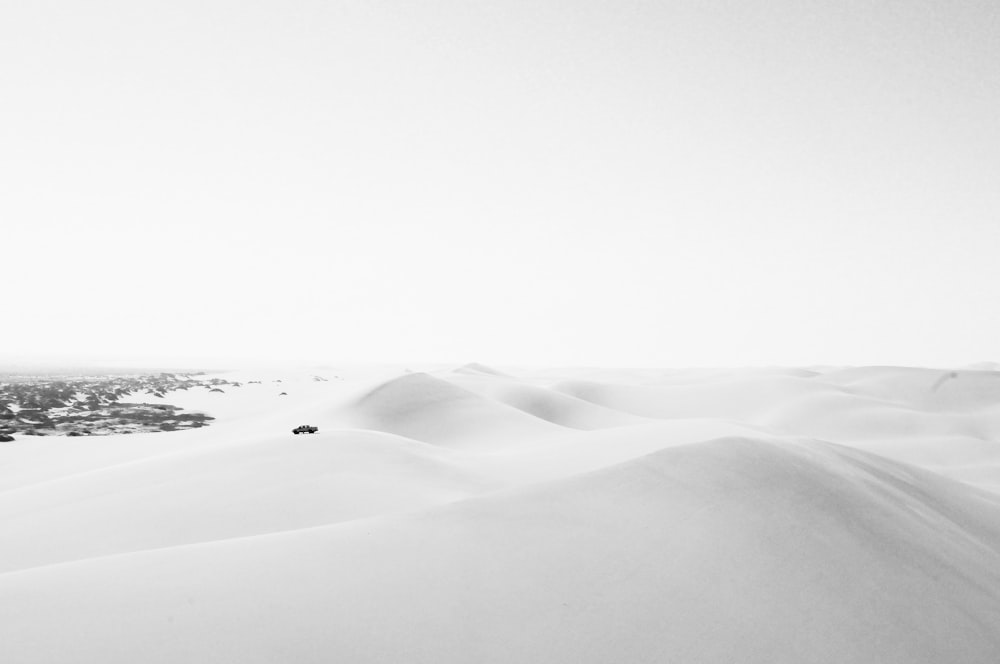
<box><xmin>2</xmin><ymin>363</ymin><xmax>1000</xmax><ymax>663</ymax></box>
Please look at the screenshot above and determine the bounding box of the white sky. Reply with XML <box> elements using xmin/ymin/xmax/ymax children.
<box><xmin>2</xmin><ymin>0</ymin><xmax>999</xmax><ymax>368</ymax></box>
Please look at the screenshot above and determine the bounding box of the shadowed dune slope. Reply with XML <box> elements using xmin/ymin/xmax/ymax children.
<box><xmin>0</xmin><ymin>430</ymin><xmax>498</xmax><ymax>574</ymax></box>
<box><xmin>445</xmin><ymin>372</ymin><xmax>649</xmax><ymax>430</ymax></box>
<box><xmin>3</xmin><ymin>438</ymin><xmax>999</xmax><ymax>664</ymax></box>
<box><xmin>452</xmin><ymin>362</ymin><xmax>511</xmax><ymax>377</ymax></box>
<box><xmin>552</xmin><ymin>374</ymin><xmax>1000</xmax><ymax>452</ymax></box>
<box><xmin>340</xmin><ymin>372</ymin><xmax>564</xmax><ymax>446</ymax></box>
<box><xmin>0</xmin><ymin>427</ymin><xmax>223</xmax><ymax>493</ymax></box>
<box><xmin>551</xmin><ymin>375</ymin><xmax>840</xmax><ymax>420</ymax></box>
<box><xmin>757</xmin><ymin>390</ymin><xmax>989</xmax><ymax>441</ymax></box>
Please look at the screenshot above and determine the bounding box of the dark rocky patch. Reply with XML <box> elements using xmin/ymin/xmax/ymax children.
<box><xmin>0</xmin><ymin>372</ymin><xmax>226</xmax><ymax>438</ymax></box>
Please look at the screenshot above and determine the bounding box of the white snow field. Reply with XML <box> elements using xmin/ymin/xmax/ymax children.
<box><xmin>2</xmin><ymin>364</ymin><xmax>1000</xmax><ymax>663</ymax></box>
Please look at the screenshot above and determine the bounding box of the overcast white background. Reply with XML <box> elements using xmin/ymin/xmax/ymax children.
<box><xmin>2</xmin><ymin>0</ymin><xmax>998</xmax><ymax>368</ymax></box>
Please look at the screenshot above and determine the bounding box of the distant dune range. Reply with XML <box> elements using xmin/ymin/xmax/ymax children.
<box><xmin>2</xmin><ymin>364</ymin><xmax>1000</xmax><ymax>662</ymax></box>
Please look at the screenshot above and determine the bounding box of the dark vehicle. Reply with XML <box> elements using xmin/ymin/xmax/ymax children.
<box><xmin>292</xmin><ymin>425</ymin><xmax>319</xmax><ymax>435</ymax></box>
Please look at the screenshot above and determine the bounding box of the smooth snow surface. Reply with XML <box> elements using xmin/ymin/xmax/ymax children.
<box><xmin>3</xmin><ymin>364</ymin><xmax>1000</xmax><ymax>663</ymax></box>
